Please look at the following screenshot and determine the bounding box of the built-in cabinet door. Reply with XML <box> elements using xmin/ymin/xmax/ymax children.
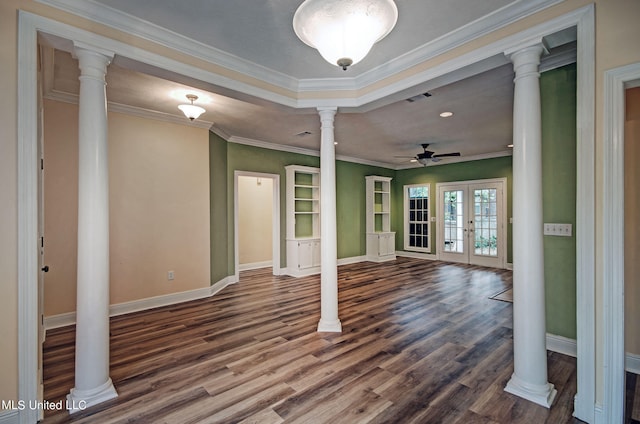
<box><xmin>311</xmin><ymin>240</ymin><xmax>321</xmax><ymax>267</ymax></box>
<box><xmin>297</xmin><ymin>239</ymin><xmax>321</xmax><ymax>270</ymax></box>
<box><xmin>379</xmin><ymin>233</ymin><xmax>395</xmax><ymax>256</ymax></box>
<box><xmin>297</xmin><ymin>240</ymin><xmax>313</xmax><ymax>269</ymax></box>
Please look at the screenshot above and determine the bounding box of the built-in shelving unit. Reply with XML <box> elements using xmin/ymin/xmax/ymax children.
<box><xmin>366</xmin><ymin>176</ymin><xmax>396</xmax><ymax>262</ymax></box>
<box><xmin>285</xmin><ymin>165</ymin><xmax>321</xmax><ymax>276</ymax></box>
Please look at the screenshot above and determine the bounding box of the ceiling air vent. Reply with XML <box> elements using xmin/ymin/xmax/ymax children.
<box><xmin>406</xmin><ymin>92</ymin><xmax>432</xmax><ymax>103</ymax></box>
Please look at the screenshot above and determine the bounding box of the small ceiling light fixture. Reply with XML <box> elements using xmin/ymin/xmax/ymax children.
<box><xmin>178</xmin><ymin>94</ymin><xmax>206</xmax><ymax>121</ymax></box>
<box><xmin>293</xmin><ymin>0</ymin><xmax>398</xmax><ymax>71</ymax></box>
<box><xmin>507</xmin><ymin>144</ymin><xmax>514</xmax><ymax>148</ymax></box>
<box><xmin>439</xmin><ymin>111</ymin><xmax>454</xmax><ymax>118</ymax></box>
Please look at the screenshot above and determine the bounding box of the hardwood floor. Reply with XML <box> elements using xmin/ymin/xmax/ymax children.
<box><xmin>627</xmin><ymin>371</ymin><xmax>640</xmax><ymax>423</ymax></box>
<box><xmin>42</xmin><ymin>257</ymin><xmax>584</xmax><ymax>423</ymax></box>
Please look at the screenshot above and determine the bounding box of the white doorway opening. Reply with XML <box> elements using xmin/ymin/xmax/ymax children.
<box><xmin>234</xmin><ymin>171</ymin><xmax>281</xmax><ymax>278</ymax></box>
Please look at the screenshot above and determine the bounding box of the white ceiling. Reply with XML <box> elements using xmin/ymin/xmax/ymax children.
<box><xmin>38</xmin><ymin>0</ymin><xmax>576</xmax><ymax>168</ymax></box>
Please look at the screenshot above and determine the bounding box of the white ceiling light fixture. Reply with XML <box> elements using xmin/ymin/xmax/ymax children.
<box><xmin>439</xmin><ymin>111</ymin><xmax>454</xmax><ymax>118</ymax></box>
<box><xmin>293</xmin><ymin>0</ymin><xmax>398</xmax><ymax>71</ymax></box>
<box><xmin>178</xmin><ymin>94</ymin><xmax>206</xmax><ymax>121</ymax></box>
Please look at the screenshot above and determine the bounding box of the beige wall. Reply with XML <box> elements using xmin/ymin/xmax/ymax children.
<box><xmin>0</xmin><ymin>0</ymin><xmax>20</xmax><ymax>407</ymax></box>
<box><xmin>43</xmin><ymin>99</ymin><xmax>210</xmax><ymax>316</ymax></box>
<box><xmin>625</xmin><ymin>87</ymin><xmax>640</xmax><ymax>356</ymax></box>
<box><xmin>238</xmin><ymin>176</ymin><xmax>273</xmax><ymax>266</ymax></box>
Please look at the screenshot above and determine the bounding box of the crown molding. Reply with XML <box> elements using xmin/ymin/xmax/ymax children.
<box><xmin>37</xmin><ymin>0</ymin><xmax>562</xmax><ymax>99</ymax></box>
<box><xmin>299</xmin><ymin>0</ymin><xmax>564</xmax><ymax>92</ymax></box>
<box><xmin>43</xmin><ymin>89</ymin><xmax>214</xmax><ymax>129</ymax></box>
<box><xmin>35</xmin><ymin>0</ymin><xmax>300</xmax><ymax>92</ymax></box>
<box><xmin>226</xmin><ymin>136</ymin><xmax>512</xmax><ymax>170</ymax></box>
<box><xmin>227</xmin><ymin>136</ymin><xmax>396</xmax><ymax>169</ymax></box>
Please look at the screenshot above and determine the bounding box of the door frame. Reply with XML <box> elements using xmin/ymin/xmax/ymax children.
<box><xmin>602</xmin><ymin>62</ymin><xmax>640</xmax><ymax>424</ymax></box>
<box><xmin>234</xmin><ymin>171</ymin><xmax>281</xmax><ymax>280</ymax></box>
<box><xmin>436</xmin><ymin>178</ymin><xmax>507</xmax><ymax>269</ymax></box>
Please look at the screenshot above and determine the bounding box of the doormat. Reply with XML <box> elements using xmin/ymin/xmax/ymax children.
<box><xmin>490</xmin><ymin>288</ymin><xmax>513</xmax><ymax>303</ymax></box>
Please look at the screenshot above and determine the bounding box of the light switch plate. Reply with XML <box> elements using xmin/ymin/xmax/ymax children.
<box><xmin>543</xmin><ymin>223</ymin><xmax>572</xmax><ymax>237</ymax></box>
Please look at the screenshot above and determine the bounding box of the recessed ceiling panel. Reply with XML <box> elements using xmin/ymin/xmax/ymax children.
<box><xmin>94</xmin><ymin>0</ymin><xmax>514</xmax><ymax>79</ymax></box>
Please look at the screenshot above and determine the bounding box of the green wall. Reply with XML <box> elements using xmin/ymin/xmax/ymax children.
<box><xmin>208</xmin><ymin>64</ymin><xmax>577</xmax><ymax>340</ymax></box>
<box><xmin>220</xmin><ymin>142</ymin><xmax>392</xmax><ymax>274</ymax></box>
<box><xmin>209</xmin><ymin>132</ymin><xmax>229</xmax><ymax>283</ymax></box>
<box><xmin>393</xmin><ymin>156</ymin><xmax>514</xmax><ymax>262</ymax></box>
<box><xmin>541</xmin><ymin>63</ymin><xmax>577</xmax><ymax>338</ymax></box>
<box><xmin>336</xmin><ymin>162</ymin><xmax>394</xmax><ymax>258</ymax></box>
<box><xmin>226</xmin><ymin>143</ymin><xmax>318</xmax><ymax>274</ymax></box>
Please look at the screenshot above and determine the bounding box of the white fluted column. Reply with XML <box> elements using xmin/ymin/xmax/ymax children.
<box><xmin>67</xmin><ymin>43</ymin><xmax>117</xmax><ymax>412</ymax></box>
<box><xmin>317</xmin><ymin>107</ymin><xmax>342</xmax><ymax>332</ymax></box>
<box><xmin>504</xmin><ymin>43</ymin><xmax>556</xmax><ymax>408</ymax></box>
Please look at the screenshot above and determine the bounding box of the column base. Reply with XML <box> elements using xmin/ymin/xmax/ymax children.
<box><xmin>67</xmin><ymin>378</ymin><xmax>118</xmax><ymax>413</ymax></box>
<box><xmin>505</xmin><ymin>373</ymin><xmax>557</xmax><ymax>408</ymax></box>
<box><xmin>317</xmin><ymin>318</ymin><xmax>342</xmax><ymax>333</ymax></box>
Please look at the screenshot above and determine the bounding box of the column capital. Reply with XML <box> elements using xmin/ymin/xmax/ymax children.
<box><xmin>504</xmin><ymin>37</ymin><xmax>547</xmax><ymax>59</ymax></box>
<box><xmin>73</xmin><ymin>42</ymin><xmax>114</xmax><ymax>82</ymax></box>
<box><xmin>317</xmin><ymin>107</ymin><xmax>337</xmax><ymax>123</ymax></box>
<box><xmin>317</xmin><ymin>106</ymin><xmax>338</xmax><ymax>113</ymax></box>
<box><xmin>72</xmin><ymin>41</ymin><xmax>114</xmax><ymax>63</ymax></box>
<box><xmin>506</xmin><ymin>43</ymin><xmax>546</xmax><ymax>84</ymax></box>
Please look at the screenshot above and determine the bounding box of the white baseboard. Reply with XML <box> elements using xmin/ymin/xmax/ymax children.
<box><xmin>44</xmin><ymin>276</ymin><xmax>235</xmax><ymax>330</ymax></box>
<box><xmin>626</xmin><ymin>352</ymin><xmax>640</xmax><ymax>374</ymax></box>
<box><xmin>506</xmin><ymin>262</ymin><xmax>513</xmax><ymax>270</ymax></box>
<box><xmin>338</xmin><ymin>255</ymin><xmax>367</xmax><ymax>265</ymax></box>
<box><xmin>0</xmin><ymin>410</ymin><xmax>18</xmax><ymax>424</ymax></box>
<box><xmin>395</xmin><ymin>250</ymin><xmax>438</xmax><ymax>261</ymax></box>
<box><xmin>546</xmin><ymin>334</ymin><xmax>640</xmax><ymax>374</ymax></box>
<box><xmin>238</xmin><ymin>260</ymin><xmax>272</xmax><ymax>271</ymax></box>
<box><xmin>546</xmin><ymin>333</ymin><xmax>577</xmax><ymax>357</ymax></box>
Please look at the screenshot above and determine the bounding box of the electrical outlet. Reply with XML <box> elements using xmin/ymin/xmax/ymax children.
<box><xmin>167</xmin><ymin>271</ymin><xmax>175</xmax><ymax>281</ymax></box>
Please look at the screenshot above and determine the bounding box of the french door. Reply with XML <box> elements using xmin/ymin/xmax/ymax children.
<box><xmin>437</xmin><ymin>179</ymin><xmax>506</xmax><ymax>268</ymax></box>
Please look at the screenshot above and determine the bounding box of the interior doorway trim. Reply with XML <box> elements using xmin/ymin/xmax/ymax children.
<box><xmin>602</xmin><ymin>61</ymin><xmax>640</xmax><ymax>424</ymax></box>
<box><xmin>234</xmin><ymin>171</ymin><xmax>281</xmax><ymax>280</ymax></box>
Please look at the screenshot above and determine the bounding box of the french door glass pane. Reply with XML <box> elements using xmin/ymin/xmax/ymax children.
<box><xmin>473</xmin><ymin>188</ymin><xmax>498</xmax><ymax>257</ymax></box>
<box><xmin>444</xmin><ymin>190</ymin><xmax>464</xmax><ymax>252</ymax></box>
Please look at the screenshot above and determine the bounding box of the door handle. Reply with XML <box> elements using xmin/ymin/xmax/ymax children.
<box><xmin>41</xmin><ymin>265</ymin><xmax>49</xmax><ymax>272</ymax></box>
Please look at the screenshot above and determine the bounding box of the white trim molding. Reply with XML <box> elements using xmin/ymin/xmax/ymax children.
<box><xmin>627</xmin><ymin>353</ymin><xmax>640</xmax><ymax>375</ymax></box>
<box><xmin>546</xmin><ymin>333</ymin><xmax>577</xmax><ymax>358</ymax></box>
<box><xmin>233</xmin><ymin>171</ymin><xmax>281</xmax><ymax>280</ymax></box>
<box><xmin>395</xmin><ymin>250</ymin><xmax>438</xmax><ymax>261</ymax></box>
<box><xmin>238</xmin><ymin>261</ymin><xmax>273</xmax><ymax>272</ymax></box>
<box><xmin>602</xmin><ymin>61</ymin><xmax>640</xmax><ymax>424</ymax></box>
<box><xmin>44</xmin><ymin>277</ymin><xmax>237</xmax><ymax>331</ymax></box>
<box><xmin>36</xmin><ymin>0</ymin><xmax>562</xmax><ymax>97</ymax></box>
<box><xmin>573</xmin><ymin>6</ymin><xmax>596</xmax><ymax>423</ymax></box>
<box><xmin>0</xmin><ymin>410</ymin><xmax>19</xmax><ymax>424</ymax></box>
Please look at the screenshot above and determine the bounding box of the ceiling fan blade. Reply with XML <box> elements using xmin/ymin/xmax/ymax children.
<box><xmin>432</xmin><ymin>152</ymin><xmax>461</xmax><ymax>158</ymax></box>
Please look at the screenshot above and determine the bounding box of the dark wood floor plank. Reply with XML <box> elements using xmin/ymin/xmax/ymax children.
<box><xmin>41</xmin><ymin>258</ymin><xmax>586</xmax><ymax>423</ymax></box>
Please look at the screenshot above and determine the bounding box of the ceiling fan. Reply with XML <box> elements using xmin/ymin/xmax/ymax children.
<box><xmin>400</xmin><ymin>144</ymin><xmax>461</xmax><ymax>166</ymax></box>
